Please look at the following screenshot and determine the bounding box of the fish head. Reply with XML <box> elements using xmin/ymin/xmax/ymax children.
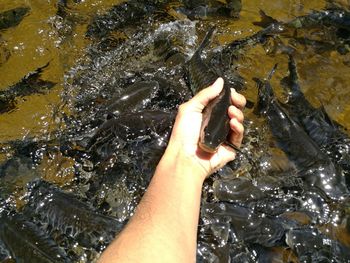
<box><xmin>198</xmin><ymin>113</ymin><xmax>222</xmax><ymax>153</ymax></box>
<box><xmin>199</xmin><ymin>116</ymin><xmax>230</xmax><ymax>154</ymax></box>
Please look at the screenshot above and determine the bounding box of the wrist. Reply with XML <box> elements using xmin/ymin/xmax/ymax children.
<box><xmin>157</xmin><ymin>143</ymin><xmax>207</xmax><ymax>184</ymax></box>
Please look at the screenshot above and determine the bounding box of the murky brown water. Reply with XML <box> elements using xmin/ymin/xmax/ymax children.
<box><xmin>1</xmin><ymin>0</ymin><xmax>350</xmax><ymax>262</ymax></box>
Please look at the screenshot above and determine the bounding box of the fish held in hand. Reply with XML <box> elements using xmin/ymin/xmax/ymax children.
<box><xmin>188</xmin><ymin>27</ymin><xmax>239</xmax><ymax>153</ymax></box>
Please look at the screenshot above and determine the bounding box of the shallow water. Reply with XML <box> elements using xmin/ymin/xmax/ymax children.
<box><xmin>1</xmin><ymin>0</ymin><xmax>350</xmax><ymax>262</ymax></box>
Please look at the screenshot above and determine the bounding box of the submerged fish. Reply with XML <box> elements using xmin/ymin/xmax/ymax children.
<box><xmin>86</xmin><ymin>0</ymin><xmax>169</xmax><ymax>38</ymax></box>
<box><xmin>88</xmin><ymin>110</ymin><xmax>174</xmax><ymax>157</ymax></box>
<box><xmin>105</xmin><ymin>80</ymin><xmax>160</xmax><ymax>115</ymax></box>
<box><xmin>188</xmin><ymin>27</ymin><xmax>241</xmax><ymax>153</ymax></box>
<box><xmin>0</xmin><ymin>7</ymin><xmax>30</xmax><ymax>31</ymax></box>
<box><xmin>0</xmin><ymin>63</ymin><xmax>56</xmax><ymax>113</ymax></box>
<box><xmin>0</xmin><ymin>209</ymin><xmax>69</xmax><ymax>263</ymax></box>
<box><xmin>218</xmin><ymin>21</ymin><xmax>284</xmax><ymax>68</ymax></box>
<box><xmin>202</xmin><ymin>202</ymin><xmax>292</xmax><ymax>247</ymax></box>
<box><xmin>178</xmin><ymin>0</ymin><xmax>242</xmax><ymax>20</ymax></box>
<box><xmin>255</xmin><ymin>9</ymin><xmax>350</xmax><ymax>30</ymax></box>
<box><xmin>286</xmin><ymin>228</ymin><xmax>350</xmax><ymax>262</ymax></box>
<box><xmin>254</xmin><ymin>9</ymin><xmax>350</xmax><ymax>48</ymax></box>
<box><xmin>25</xmin><ymin>180</ymin><xmax>123</xmax><ymax>247</ymax></box>
<box><xmin>282</xmin><ymin>55</ymin><xmax>350</xmax><ymax>186</ymax></box>
<box><xmin>254</xmin><ymin>66</ymin><xmax>349</xmax><ymax>200</ymax></box>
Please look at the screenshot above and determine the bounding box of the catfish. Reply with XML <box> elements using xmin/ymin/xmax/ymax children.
<box><xmin>188</xmin><ymin>27</ymin><xmax>241</xmax><ymax>153</ymax></box>
<box><xmin>0</xmin><ymin>63</ymin><xmax>56</xmax><ymax>113</ymax></box>
<box><xmin>282</xmin><ymin>55</ymin><xmax>350</xmax><ymax>186</ymax></box>
<box><xmin>254</xmin><ymin>66</ymin><xmax>349</xmax><ymax>200</ymax></box>
<box><xmin>0</xmin><ymin>7</ymin><xmax>30</xmax><ymax>30</ymax></box>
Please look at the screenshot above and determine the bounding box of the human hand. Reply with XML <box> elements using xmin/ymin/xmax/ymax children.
<box><xmin>163</xmin><ymin>78</ymin><xmax>246</xmax><ymax>181</ymax></box>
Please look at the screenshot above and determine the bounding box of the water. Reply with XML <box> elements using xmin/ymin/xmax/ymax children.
<box><xmin>1</xmin><ymin>0</ymin><xmax>350</xmax><ymax>262</ymax></box>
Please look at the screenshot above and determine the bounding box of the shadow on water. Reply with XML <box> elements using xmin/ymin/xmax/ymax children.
<box><xmin>1</xmin><ymin>0</ymin><xmax>350</xmax><ymax>262</ymax></box>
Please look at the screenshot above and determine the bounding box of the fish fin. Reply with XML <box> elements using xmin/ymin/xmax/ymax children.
<box><xmin>318</xmin><ymin>103</ymin><xmax>336</xmax><ymax>128</ymax></box>
<box><xmin>253</xmin><ymin>10</ymin><xmax>279</xmax><ymax>28</ymax></box>
<box><xmin>196</xmin><ymin>26</ymin><xmax>216</xmax><ymax>54</ymax></box>
<box><xmin>267</xmin><ymin>63</ymin><xmax>278</xmax><ymax>81</ymax></box>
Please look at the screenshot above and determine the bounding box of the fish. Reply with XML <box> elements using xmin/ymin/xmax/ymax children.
<box><xmin>254</xmin><ymin>9</ymin><xmax>350</xmax><ymax>30</ymax></box>
<box><xmin>188</xmin><ymin>27</ymin><xmax>241</xmax><ymax>153</ymax></box>
<box><xmin>202</xmin><ymin>202</ymin><xmax>293</xmax><ymax>247</ymax></box>
<box><xmin>86</xmin><ymin>0</ymin><xmax>168</xmax><ymax>39</ymax></box>
<box><xmin>282</xmin><ymin>55</ymin><xmax>350</xmax><ymax>187</ymax></box>
<box><xmin>0</xmin><ymin>63</ymin><xmax>56</xmax><ymax>113</ymax></box>
<box><xmin>0</xmin><ymin>7</ymin><xmax>30</xmax><ymax>31</ymax></box>
<box><xmin>87</xmin><ymin>110</ymin><xmax>174</xmax><ymax>158</ymax></box>
<box><xmin>105</xmin><ymin>80</ymin><xmax>160</xmax><ymax>115</ymax></box>
<box><xmin>213</xmin><ymin>176</ymin><xmax>302</xmax><ymax>216</ymax></box>
<box><xmin>254</xmin><ymin>66</ymin><xmax>349</xmax><ymax>200</ymax></box>
<box><xmin>0</xmin><ymin>209</ymin><xmax>69</xmax><ymax>263</ymax></box>
<box><xmin>219</xmin><ymin>21</ymin><xmax>284</xmax><ymax>67</ymax></box>
<box><xmin>253</xmin><ymin>9</ymin><xmax>350</xmax><ymax>55</ymax></box>
<box><xmin>178</xmin><ymin>0</ymin><xmax>242</xmax><ymax>20</ymax></box>
<box><xmin>286</xmin><ymin>228</ymin><xmax>350</xmax><ymax>262</ymax></box>
<box><xmin>25</xmin><ymin>180</ymin><xmax>123</xmax><ymax>248</ymax></box>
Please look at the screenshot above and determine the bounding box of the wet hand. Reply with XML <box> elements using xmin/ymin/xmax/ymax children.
<box><xmin>164</xmin><ymin>78</ymin><xmax>246</xmax><ymax>181</ymax></box>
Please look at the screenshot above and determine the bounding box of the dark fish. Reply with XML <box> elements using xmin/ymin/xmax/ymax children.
<box><xmin>178</xmin><ymin>0</ymin><xmax>241</xmax><ymax>20</ymax></box>
<box><xmin>0</xmin><ymin>7</ymin><xmax>30</xmax><ymax>30</ymax></box>
<box><xmin>88</xmin><ymin>110</ymin><xmax>174</xmax><ymax>158</ymax></box>
<box><xmin>287</xmin><ymin>9</ymin><xmax>350</xmax><ymax>30</ymax></box>
<box><xmin>254</xmin><ymin>66</ymin><xmax>349</xmax><ymax>200</ymax></box>
<box><xmin>282</xmin><ymin>55</ymin><xmax>350</xmax><ymax>186</ymax></box>
<box><xmin>86</xmin><ymin>0</ymin><xmax>168</xmax><ymax>38</ymax></box>
<box><xmin>188</xmin><ymin>27</ymin><xmax>240</xmax><ymax>153</ymax></box>
<box><xmin>213</xmin><ymin>177</ymin><xmax>266</xmax><ymax>203</ymax></box>
<box><xmin>25</xmin><ymin>180</ymin><xmax>123</xmax><ymax>247</ymax></box>
<box><xmin>213</xmin><ymin>177</ymin><xmax>302</xmax><ymax>216</ymax></box>
<box><xmin>254</xmin><ymin>9</ymin><xmax>350</xmax><ymax>30</ymax></box>
<box><xmin>202</xmin><ymin>202</ymin><xmax>292</xmax><ymax>247</ymax></box>
<box><xmin>289</xmin><ymin>37</ymin><xmax>344</xmax><ymax>54</ymax></box>
<box><xmin>0</xmin><ymin>210</ymin><xmax>69</xmax><ymax>263</ymax></box>
<box><xmin>0</xmin><ymin>63</ymin><xmax>56</xmax><ymax>113</ymax></box>
<box><xmin>220</xmin><ymin>21</ymin><xmax>284</xmax><ymax>65</ymax></box>
<box><xmin>105</xmin><ymin>80</ymin><xmax>160</xmax><ymax>115</ymax></box>
<box><xmin>286</xmin><ymin>228</ymin><xmax>350</xmax><ymax>262</ymax></box>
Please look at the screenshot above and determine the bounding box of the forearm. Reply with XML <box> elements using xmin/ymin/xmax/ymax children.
<box><xmin>98</xmin><ymin>147</ymin><xmax>205</xmax><ymax>263</ymax></box>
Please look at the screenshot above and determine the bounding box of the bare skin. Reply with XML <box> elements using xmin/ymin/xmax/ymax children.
<box><xmin>98</xmin><ymin>78</ymin><xmax>246</xmax><ymax>263</ymax></box>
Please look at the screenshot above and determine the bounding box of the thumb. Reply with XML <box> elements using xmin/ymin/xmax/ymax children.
<box><xmin>188</xmin><ymin>78</ymin><xmax>224</xmax><ymax>112</ymax></box>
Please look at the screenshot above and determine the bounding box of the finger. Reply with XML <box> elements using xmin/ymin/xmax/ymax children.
<box><xmin>229</xmin><ymin>118</ymin><xmax>244</xmax><ymax>147</ymax></box>
<box><xmin>209</xmin><ymin>144</ymin><xmax>236</xmax><ymax>173</ymax></box>
<box><xmin>228</xmin><ymin>105</ymin><xmax>244</xmax><ymax>123</ymax></box>
<box><xmin>186</xmin><ymin>78</ymin><xmax>224</xmax><ymax>112</ymax></box>
<box><xmin>230</xmin><ymin>89</ymin><xmax>246</xmax><ymax>110</ymax></box>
